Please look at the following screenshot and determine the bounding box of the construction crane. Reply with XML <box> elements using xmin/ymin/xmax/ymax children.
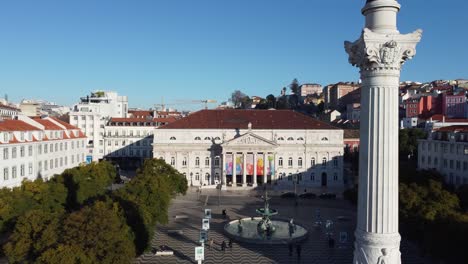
<box><xmin>154</xmin><ymin>99</ymin><xmax>217</xmax><ymax>111</ymax></box>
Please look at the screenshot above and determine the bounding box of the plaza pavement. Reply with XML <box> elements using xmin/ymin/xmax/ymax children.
<box><xmin>135</xmin><ymin>188</ymin><xmax>429</xmax><ymax>264</ymax></box>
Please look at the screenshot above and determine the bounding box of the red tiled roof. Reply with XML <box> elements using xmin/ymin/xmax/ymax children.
<box><xmin>437</xmin><ymin>125</ymin><xmax>468</xmax><ymax>132</ymax></box>
<box><xmin>110</xmin><ymin>117</ymin><xmax>177</xmax><ymax>124</ymax></box>
<box><xmin>0</xmin><ymin>120</ymin><xmax>41</xmax><ymax>132</ymax></box>
<box><xmin>0</xmin><ymin>103</ymin><xmax>20</xmax><ymax>111</ymax></box>
<box><xmin>129</xmin><ymin>110</ymin><xmax>153</xmax><ymax>118</ymax></box>
<box><xmin>32</xmin><ymin>118</ymin><xmax>64</xmax><ymax>130</ymax></box>
<box><xmin>430</xmin><ymin>114</ymin><xmax>468</xmax><ymax>123</ymax></box>
<box><xmin>159</xmin><ymin>110</ymin><xmax>339</xmax><ymax>130</ymax></box>
<box><xmin>50</xmin><ymin>117</ymin><xmax>79</xmax><ymax>130</ymax></box>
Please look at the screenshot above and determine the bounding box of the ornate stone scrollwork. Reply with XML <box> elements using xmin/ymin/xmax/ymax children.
<box><xmin>345</xmin><ymin>28</ymin><xmax>422</xmax><ymax>71</ymax></box>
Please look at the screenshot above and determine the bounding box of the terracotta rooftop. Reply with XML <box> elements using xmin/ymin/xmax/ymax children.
<box><xmin>32</xmin><ymin>118</ymin><xmax>64</xmax><ymax>130</ymax></box>
<box><xmin>159</xmin><ymin>109</ymin><xmax>339</xmax><ymax>130</ymax></box>
<box><xmin>50</xmin><ymin>117</ymin><xmax>79</xmax><ymax>130</ymax></box>
<box><xmin>437</xmin><ymin>125</ymin><xmax>468</xmax><ymax>132</ymax></box>
<box><xmin>0</xmin><ymin>120</ymin><xmax>41</xmax><ymax>132</ymax></box>
<box><xmin>344</xmin><ymin>129</ymin><xmax>360</xmax><ymax>139</ymax></box>
<box><xmin>0</xmin><ymin>103</ymin><xmax>20</xmax><ymax>111</ymax></box>
<box><xmin>430</xmin><ymin>115</ymin><xmax>468</xmax><ymax>123</ymax></box>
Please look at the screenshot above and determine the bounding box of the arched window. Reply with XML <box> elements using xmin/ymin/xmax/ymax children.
<box><xmin>205</xmin><ymin>173</ymin><xmax>210</xmax><ymax>181</ymax></box>
<box><xmin>182</xmin><ymin>157</ymin><xmax>187</xmax><ymax>167</ymax></box>
<box><xmin>288</xmin><ymin>173</ymin><xmax>293</xmax><ymax>181</ymax></box>
<box><xmin>288</xmin><ymin>157</ymin><xmax>293</xmax><ymax>167</ymax></box>
<box><xmin>170</xmin><ymin>136</ymin><xmax>176</xmax><ymax>140</ymax></box>
<box><xmin>321</xmin><ymin>137</ymin><xmax>329</xmax><ymax>141</ymax></box>
<box><xmin>333</xmin><ymin>157</ymin><xmax>338</xmax><ymax>167</ymax></box>
<box><xmin>214</xmin><ymin>137</ymin><xmax>221</xmax><ymax>140</ymax></box>
<box><xmin>278</xmin><ymin>157</ymin><xmax>283</xmax><ymax>167</ymax></box>
<box><xmin>194</xmin><ymin>137</ymin><xmax>201</xmax><ymax>140</ymax></box>
<box><xmin>298</xmin><ymin>173</ymin><xmax>302</xmax><ymax>181</ymax></box>
<box><xmin>204</xmin><ymin>137</ymin><xmax>211</xmax><ymax>140</ymax></box>
<box><xmin>287</xmin><ymin>137</ymin><xmax>294</xmax><ymax>141</ymax></box>
<box><xmin>195</xmin><ymin>157</ymin><xmax>200</xmax><ymax>167</ymax></box>
<box><xmin>277</xmin><ymin>137</ymin><xmax>284</xmax><ymax>141</ymax></box>
<box><xmin>279</xmin><ymin>173</ymin><xmax>284</xmax><ymax>180</ymax></box>
<box><xmin>297</xmin><ymin>137</ymin><xmax>304</xmax><ymax>141</ymax></box>
<box><xmin>333</xmin><ymin>173</ymin><xmax>338</xmax><ymax>181</ymax></box>
<box><xmin>311</xmin><ymin>157</ymin><xmax>316</xmax><ymax>167</ymax></box>
<box><xmin>195</xmin><ymin>173</ymin><xmax>200</xmax><ymax>181</ymax></box>
<box><xmin>298</xmin><ymin>157</ymin><xmax>303</xmax><ymax>167</ymax></box>
<box><xmin>214</xmin><ymin>157</ymin><xmax>220</xmax><ymax>167</ymax></box>
<box><xmin>310</xmin><ymin>173</ymin><xmax>315</xmax><ymax>181</ymax></box>
<box><xmin>170</xmin><ymin>157</ymin><xmax>175</xmax><ymax>166</ymax></box>
<box><xmin>205</xmin><ymin>157</ymin><xmax>210</xmax><ymax>167</ymax></box>
<box><xmin>322</xmin><ymin>157</ymin><xmax>327</xmax><ymax>168</ymax></box>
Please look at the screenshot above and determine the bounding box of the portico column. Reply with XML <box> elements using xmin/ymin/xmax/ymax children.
<box><xmin>242</xmin><ymin>152</ymin><xmax>247</xmax><ymax>187</ymax></box>
<box><xmin>263</xmin><ymin>153</ymin><xmax>267</xmax><ymax>184</ymax></box>
<box><xmin>345</xmin><ymin>1</ymin><xmax>422</xmax><ymax>263</ymax></box>
<box><xmin>232</xmin><ymin>152</ymin><xmax>237</xmax><ymax>186</ymax></box>
<box><xmin>253</xmin><ymin>153</ymin><xmax>258</xmax><ymax>186</ymax></box>
<box><xmin>222</xmin><ymin>152</ymin><xmax>227</xmax><ymax>188</ymax></box>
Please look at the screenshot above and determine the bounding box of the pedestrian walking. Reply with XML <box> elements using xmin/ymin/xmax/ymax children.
<box><xmin>328</xmin><ymin>237</ymin><xmax>335</xmax><ymax>248</ymax></box>
<box><xmin>288</xmin><ymin>243</ymin><xmax>293</xmax><ymax>256</ymax></box>
<box><xmin>296</xmin><ymin>244</ymin><xmax>302</xmax><ymax>260</ymax></box>
<box><xmin>221</xmin><ymin>240</ymin><xmax>226</xmax><ymax>251</ymax></box>
<box><xmin>208</xmin><ymin>238</ymin><xmax>214</xmax><ymax>250</ymax></box>
<box><xmin>228</xmin><ymin>239</ymin><xmax>233</xmax><ymax>249</ymax></box>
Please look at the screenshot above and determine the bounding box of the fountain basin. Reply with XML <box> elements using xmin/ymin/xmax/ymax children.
<box><xmin>224</xmin><ymin>217</ymin><xmax>308</xmax><ymax>245</ymax></box>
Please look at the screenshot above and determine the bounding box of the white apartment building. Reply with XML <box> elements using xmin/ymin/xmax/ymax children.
<box><xmin>418</xmin><ymin>126</ymin><xmax>468</xmax><ymax>186</ymax></box>
<box><xmin>0</xmin><ymin>103</ymin><xmax>20</xmax><ymax>118</ymax></box>
<box><xmin>0</xmin><ymin>116</ymin><xmax>87</xmax><ymax>188</ymax></box>
<box><xmin>69</xmin><ymin>91</ymin><xmax>128</xmax><ymax>162</ymax></box>
<box><xmin>153</xmin><ymin>110</ymin><xmax>344</xmax><ymax>189</ymax></box>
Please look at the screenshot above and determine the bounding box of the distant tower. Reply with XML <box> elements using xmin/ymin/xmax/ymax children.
<box><xmin>345</xmin><ymin>1</ymin><xmax>422</xmax><ymax>263</ymax></box>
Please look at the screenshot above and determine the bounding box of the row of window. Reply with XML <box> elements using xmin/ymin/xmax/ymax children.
<box><xmin>422</xmin><ymin>141</ymin><xmax>468</xmax><ymax>155</ymax></box>
<box><xmin>106</xmin><ymin>149</ymin><xmax>152</xmax><ymax>157</ymax></box>
<box><xmin>106</xmin><ymin>139</ymin><xmax>151</xmax><ymax>147</ymax></box>
<box><xmin>169</xmin><ymin>156</ymin><xmax>221</xmax><ymax>168</ymax></box>
<box><xmin>278</xmin><ymin>157</ymin><xmax>339</xmax><ymax>168</ymax></box>
<box><xmin>2</xmin><ymin>154</ymin><xmax>84</xmax><ymax>181</ymax></box>
<box><xmin>106</xmin><ymin>130</ymin><xmax>152</xmax><ymax>137</ymax></box>
<box><xmin>420</xmin><ymin>155</ymin><xmax>468</xmax><ymax>171</ymax></box>
<box><xmin>1</xmin><ymin>140</ymin><xmax>85</xmax><ymax>160</ymax></box>
<box><xmin>165</xmin><ymin>156</ymin><xmax>339</xmax><ymax>169</ymax></box>
<box><xmin>277</xmin><ymin>172</ymin><xmax>339</xmax><ymax>181</ymax></box>
<box><xmin>2</xmin><ymin>163</ymin><xmax>33</xmax><ymax>181</ymax></box>
<box><xmin>175</xmin><ymin>136</ymin><xmax>329</xmax><ymax>142</ymax></box>
<box><xmin>182</xmin><ymin>172</ymin><xmax>220</xmax><ymax>183</ymax></box>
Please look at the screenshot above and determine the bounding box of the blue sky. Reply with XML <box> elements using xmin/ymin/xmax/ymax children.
<box><xmin>0</xmin><ymin>0</ymin><xmax>467</xmax><ymax>110</ymax></box>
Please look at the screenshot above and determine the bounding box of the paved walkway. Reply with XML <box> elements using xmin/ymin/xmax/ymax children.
<box><xmin>135</xmin><ymin>190</ymin><xmax>428</xmax><ymax>264</ymax></box>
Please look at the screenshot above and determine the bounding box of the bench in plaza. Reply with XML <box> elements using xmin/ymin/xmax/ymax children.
<box><xmin>155</xmin><ymin>250</ymin><xmax>174</xmax><ymax>256</ymax></box>
<box><xmin>167</xmin><ymin>229</ymin><xmax>184</xmax><ymax>235</ymax></box>
<box><xmin>174</xmin><ymin>215</ymin><xmax>188</xmax><ymax>219</ymax></box>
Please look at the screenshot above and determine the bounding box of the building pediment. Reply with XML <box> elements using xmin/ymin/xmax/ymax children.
<box><xmin>222</xmin><ymin>132</ymin><xmax>277</xmax><ymax>147</ymax></box>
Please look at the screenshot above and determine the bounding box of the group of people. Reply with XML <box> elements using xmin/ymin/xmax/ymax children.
<box><xmin>207</xmin><ymin>238</ymin><xmax>233</xmax><ymax>252</ymax></box>
<box><xmin>289</xmin><ymin>243</ymin><xmax>302</xmax><ymax>259</ymax></box>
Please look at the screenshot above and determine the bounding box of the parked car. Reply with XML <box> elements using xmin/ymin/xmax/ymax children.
<box><xmin>280</xmin><ymin>192</ymin><xmax>297</xmax><ymax>199</ymax></box>
<box><xmin>299</xmin><ymin>192</ymin><xmax>317</xmax><ymax>199</ymax></box>
<box><xmin>319</xmin><ymin>193</ymin><xmax>336</xmax><ymax>199</ymax></box>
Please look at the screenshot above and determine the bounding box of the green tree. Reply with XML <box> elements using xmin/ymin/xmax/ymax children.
<box><xmin>230</xmin><ymin>90</ymin><xmax>247</xmax><ymax>108</ymax></box>
<box><xmin>37</xmin><ymin>245</ymin><xmax>94</xmax><ymax>264</ymax></box>
<box><xmin>266</xmin><ymin>94</ymin><xmax>276</xmax><ymax>109</ymax></box>
<box><xmin>60</xmin><ymin>161</ymin><xmax>116</xmax><ymax>209</ymax></box>
<box><xmin>289</xmin><ymin>78</ymin><xmax>300</xmax><ymax>95</ymax></box>
<box><xmin>61</xmin><ymin>200</ymin><xmax>135</xmax><ymax>264</ymax></box>
<box><xmin>3</xmin><ymin>210</ymin><xmax>63</xmax><ymax>263</ymax></box>
<box><xmin>399</xmin><ymin>128</ymin><xmax>426</xmax><ymax>159</ymax></box>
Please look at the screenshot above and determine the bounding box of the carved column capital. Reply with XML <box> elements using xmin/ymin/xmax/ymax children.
<box><xmin>345</xmin><ymin>28</ymin><xmax>422</xmax><ymax>71</ymax></box>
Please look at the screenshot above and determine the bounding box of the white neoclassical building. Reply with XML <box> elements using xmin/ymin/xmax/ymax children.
<box><xmin>153</xmin><ymin>109</ymin><xmax>344</xmax><ymax>189</ymax></box>
<box><xmin>0</xmin><ymin>116</ymin><xmax>87</xmax><ymax>188</ymax></box>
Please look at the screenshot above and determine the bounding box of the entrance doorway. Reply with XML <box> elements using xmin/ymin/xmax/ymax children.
<box><xmin>321</xmin><ymin>172</ymin><xmax>327</xmax><ymax>187</ymax></box>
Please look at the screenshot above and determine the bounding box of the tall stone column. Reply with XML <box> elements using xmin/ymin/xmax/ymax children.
<box><xmin>344</xmin><ymin>1</ymin><xmax>422</xmax><ymax>263</ymax></box>
<box><xmin>242</xmin><ymin>152</ymin><xmax>247</xmax><ymax>187</ymax></box>
<box><xmin>253</xmin><ymin>153</ymin><xmax>258</xmax><ymax>186</ymax></box>
<box><xmin>232</xmin><ymin>152</ymin><xmax>237</xmax><ymax>186</ymax></box>
<box><xmin>222</xmin><ymin>152</ymin><xmax>227</xmax><ymax>189</ymax></box>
